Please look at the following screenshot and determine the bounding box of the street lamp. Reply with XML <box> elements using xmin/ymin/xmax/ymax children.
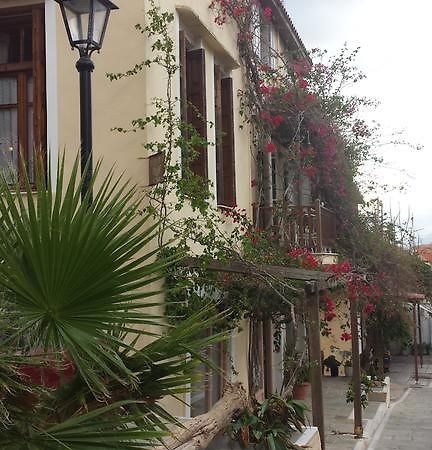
<box><xmin>55</xmin><ymin>0</ymin><xmax>118</xmax><ymax>202</ymax></box>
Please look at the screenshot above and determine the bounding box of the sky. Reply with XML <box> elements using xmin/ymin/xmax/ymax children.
<box><xmin>285</xmin><ymin>0</ymin><xmax>432</xmax><ymax>243</ymax></box>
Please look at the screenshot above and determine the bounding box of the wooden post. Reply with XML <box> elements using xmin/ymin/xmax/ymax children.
<box><xmin>315</xmin><ymin>198</ymin><xmax>323</xmax><ymax>253</ymax></box>
<box><xmin>350</xmin><ymin>299</ymin><xmax>363</xmax><ymax>437</ymax></box>
<box><xmin>306</xmin><ymin>282</ymin><xmax>325</xmax><ymax>450</ymax></box>
<box><xmin>263</xmin><ymin>319</ymin><xmax>274</xmax><ymax>397</ymax></box>
<box><xmin>417</xmin><ymin>303</ymin><xmax>423</xmax><ymax>368</ymax></box>
<box><xmin>413</xmin><ymin>302</ymin><xmax>419</xmax><ymax>383</ymax></box>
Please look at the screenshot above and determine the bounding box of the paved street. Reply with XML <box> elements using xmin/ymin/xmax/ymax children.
<box><xmin>369</xmin><ymin>383</ymin><xmax>432</xmax><ymax>449</ymax></box>
<box><xmin>367</xmin><ymin>356</ymin><xmax>432</xmax><ymax>450</ymax></box>
<box><xmin>315</xmin><ymin>355</ymin><xmax>432</xmax><ymax>450</ymax></box>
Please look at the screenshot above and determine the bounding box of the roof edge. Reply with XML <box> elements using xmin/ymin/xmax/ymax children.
<box><xmin>264</xmin><ymin>0</ymin><xmax>310</xmax><ymax>62</ymax></box>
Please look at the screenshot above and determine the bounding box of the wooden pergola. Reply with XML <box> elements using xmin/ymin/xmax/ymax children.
<box><xmin>185</xmin><ymin>257</ymin><xmax>366</xmax><ymax>450</ymax></box>
<box><xmin>406</xmin><ymin>293</ymin><xmax>426</xmax><ymax>383</ymax></box>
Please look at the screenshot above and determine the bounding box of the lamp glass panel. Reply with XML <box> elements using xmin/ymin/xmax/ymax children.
<box><xmin>92</xmin><ymin>0</ymin><xmax>109</xmax><ymax>45</ymax></box>
<box><xmin>63</xmin><ymin>0</ymin><xmax>91</xmax><ymax>45</ymax></box>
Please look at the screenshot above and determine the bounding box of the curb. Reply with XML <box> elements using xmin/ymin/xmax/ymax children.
<box><xmin>352</xmin><ymin>403</ymin><xmax>387</xmax><ymax>450</ymax></box>
<box><xmin>353</xmin><ymin>387</ymin><xmax>412</xmax><ymax>450</ymax></box>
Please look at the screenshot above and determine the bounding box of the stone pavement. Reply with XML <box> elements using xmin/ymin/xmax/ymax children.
<box><xmin>367</xmin><ymin>356</ymin><xmax>432</xmax><ymax>450</ymax></box>
<box><xmin>305</xmin><ymin>355</ymin><xmax>432</xmax><ymax>450</ymax></box>
<box><xmin>305</xmin><ymin>375</ymin><xmax>380</xmax><ymax>450</ymax></box>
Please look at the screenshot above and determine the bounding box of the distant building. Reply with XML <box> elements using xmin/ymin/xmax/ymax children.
<box><xmin>417</xmin><ymin>244</ymin><xmax>432</xmax><ymax>265</ymax></box>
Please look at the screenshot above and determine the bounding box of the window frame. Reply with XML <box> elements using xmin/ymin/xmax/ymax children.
<box><xmin>215</xmin><ymin>66</ymin><xmax>236</xmax><ymax>207</ymax></box>
<box><xmin>179</xmin><ymin>30</ymin><xmax>208</xmax><ymax>179</ymax></box>
<box><xmin>0</xmin><ymin>4</ymin><xmax>46</xmax><ymax>184</ymax></box>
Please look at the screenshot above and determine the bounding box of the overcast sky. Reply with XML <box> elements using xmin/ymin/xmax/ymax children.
<box><xmin>285</xmin><ymin>0</ymin><xmax>432</xmax><ymax>243</ymax></box>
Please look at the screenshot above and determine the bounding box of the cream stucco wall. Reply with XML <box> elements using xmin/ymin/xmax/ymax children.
<box><xmin>1</xmin><ymin>0</ymin><xmax>292</xmax><ymax>418</ymax></box>
<box><xmin>51</xmin><ymin>0</ymin><xmax>253</xmax><ymax>417</ymax></box>
<box><xmin>320</xmin><ymin>297</ymin><xmax>352</xmax><ymax>376</ymax></box>
<box><xmin>54</xmin><ymin>0</ymin><xmax>149</xmax><ymax>185</ymax></box>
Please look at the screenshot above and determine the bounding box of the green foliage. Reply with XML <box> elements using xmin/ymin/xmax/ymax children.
<box><xmin>0</xmin><ymin>157</ymin><xmax>177</xmax><ymax>394</ymax></box>
<box><xmin>229</xmin><ymin>394</ymin><xmax>307</xmax><ymax>450</ymax></box>
<box><xmin>108</xmin><ymin>0</ymin><xmax>214</xmax><ymax>244</ymax></box>
<box><xmin>283</xmin><ymin>351</ymin><xmax>314</xmax><ymax>387</ymax></box>
<box><xmin>0</xmin><ymin>157</ymin><xmax>228</xmax><ymax>449</ymax></box>
<box><xmin>346</xmin><ymin>373</ymin><xmax>374</xmax><ymax>409</ymax></box>
<box><xmin>163</xmin><ymin>248</ymin><xmax>302</xmax><ymax>330</ymax></box>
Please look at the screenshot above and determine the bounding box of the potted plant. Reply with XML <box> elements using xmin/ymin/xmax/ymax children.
<box><xmin>343</xmin><ymin>357</ymin><xmax>353</xmax><ymax>377</ymax></box>
<box><xmin>323</xmin><ymin>354</ymin><xmax>341</xmax><ymax>377</ymax></box>
<box><xmin>229</xmin><ymin>394</ymin><xmax>307</xmax><ymax>448</ymax></box>
<box><xmin>283</xmin><ymin>351</ymin><xmax>311</xmax><ymax>401</ymax></box>
<box><xmin>292</xmin><ymin>361</ymin><xmax>311</xmax><ymax>400</ymax></box>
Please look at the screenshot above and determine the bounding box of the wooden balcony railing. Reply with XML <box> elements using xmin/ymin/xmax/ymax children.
<box><xmin>254</xmin><ymin>199</ymin><xmax>337</xmax><ymax>253</ymax></box>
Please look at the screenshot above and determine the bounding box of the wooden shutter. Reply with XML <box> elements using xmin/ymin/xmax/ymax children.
<box><xmin>148</xmin><ymin>151</ymin><xmax>164</xmax><ymax>185</ymax></box>
<box><xmin>214</xmin><ymin>65</ymin><xmax>224</xmax><ymax>204</ymax></box>
<box><xmin>221</xmin><ymin>77</ymin><xmax>236</xmax><ymax>206</ymax></box>
<box><xmin>32</xmin><ymin>7</ymin><xmax>45</xmax><ymax>156</ymax></box>
<box><xmin>186</xmin><ymin>48</ymin><xmax>207</xmax><ymax>178</ymax></box>
<box><xmin>179</xmin><ymin>31</ymin><xmax>187</xmax><ymax>124</ymax></box>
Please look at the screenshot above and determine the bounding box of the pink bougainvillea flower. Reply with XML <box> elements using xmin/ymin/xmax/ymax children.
<box><xmin>363</xmin><ymin>302</ymin><xmax>376</xmax><ymax>315</ymax></box>
<box><xmin>341</xmin><ymin>332</ymin><xmax>352</xmax><ymax>341</ymax></box>
<box><xmin>297</xmin><ymin>78</ymin><xmax>308</xmax><ymax>89</ymax></box>
<box><xmin>283</xmin><ymin>91</ymin><xmax>295</xmax><ymax>102</ymax></box>
<box><xmin>260</xmin><ymin>110</ymin><xmax>272</xmax><ymax>122</ymax></box>
<box><xmin>288</xmin><ymin>248</ymin><xmax>304</xmax><ymax>258</ymax></box>
<box><xmin>325</xmin><ymin>260</ymin><xmax>352</xmax><ymax>276</ymax></box>
<box><xmin>325</xmin><ymin>297</ymin><xmax>335</xmax><ymax>311</ymax></box>
<box><xmin>305</xmin><ymin>92</ymin><xmax>316</xmax><ymax>104</ymax></box>
<box><xmin>325</xmin><ymin>311</ymin><xmax>337</xmax><ymax>322</ymax></box>
<box><xmin>292</xmin><ymin>60</ymin><xmax>311</xmax><ymax>77</ymax></box>
<box><xmin>303</xmin><ymin>165</ymin><xmax>317</xmax><ymax>178</ymax></box>
<box><xmin>302</xmin><ymin>253</ymin><xmax>319</xmax><ymax>269</ymax></box>
<box><xmin>318</xmin><ymin>124</ymin><xmax>329</xmax><ymax>137</ymax></box>
<box><xmin>271</xmin><ymin>114</ymin><xmax>284</xmax><ymax>127</ymax></box>
<box><xmin>264</xmin><ymin>7</ymin><xmax>272</xmax><ymax>20</ymax></box>
<box><xmin>265</xmin><ymin>142</ymin><xmax>276</xmax><ymax>153</ymax></box>
<box><xmin>260</xmin><ymin>84</ymin><xmax>271</xmax><ymax>95</ymax></box>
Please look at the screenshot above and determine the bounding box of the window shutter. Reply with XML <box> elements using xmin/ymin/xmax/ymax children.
<box><xmin>179</xmin><ymin>31</ymin><xmax>187</xmax><ymax>123</ymax></box>
<box><xmin>32</xmin><ymin>7</ymin><xmax>45</xmax><ymax>149</ymax></box>
<box><xmin>186</xmin><ymin>48</ymin><xmax>207</xmax><ymax>178</ymax></box>
<box><xmin>214</xmin><ymin>65</ymin><xmax>224</xmax><ymax>204</ymax></box>
<box><xmin>221</xmin><ymin>77</ymin><xmax>236</xmax><ymax>206</ymax></box>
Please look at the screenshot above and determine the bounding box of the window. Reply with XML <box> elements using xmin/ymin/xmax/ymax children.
<box><xmin>214</xmin><ymin>66</ymin><xmax>236</xmax><ymax>206</ymax></box>
<box><xmin>191</xmin><ymin>340</ymin><xmax>230</xmax><ymax>416</ymax></box>
<box><xmin>0</xmin><ymin>6</ymin><xmax>46</xmax><ymax>183</ymax></box>
<box><xmin>179</xmin><ymin>31</ymin><xmax>207</xmax><ymax>179</ymax></box>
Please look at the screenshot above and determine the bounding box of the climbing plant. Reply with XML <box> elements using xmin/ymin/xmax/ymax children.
<box><xmin>109</xmin><ymin>0</ymin><xmax>430</xmax><ymax>362</ymax></box>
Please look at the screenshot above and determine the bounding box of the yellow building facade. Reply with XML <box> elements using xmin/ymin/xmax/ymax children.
<box><xmin>0</xmin><ymin>0</ymin><xmax>313</xmax><ymax>420</ymax></box>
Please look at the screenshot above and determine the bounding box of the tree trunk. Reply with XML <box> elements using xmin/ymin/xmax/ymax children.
<box><xmin>155</xmin><ymin>383</ymin><xmax>247</xmax><ymax>450</ymax></box>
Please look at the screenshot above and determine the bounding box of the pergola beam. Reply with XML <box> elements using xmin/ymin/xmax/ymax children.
<box><xmin>306</xmin><ymin>282</ymin><xmax>326</xmax><ymax>450</ymax></box>
<box><xmin>184</xmin><ymin>257</ymin><xmax>331</xmax><ymax>286</ymax></box>
<box><xmin>185</xmin><ymin>256</ymin><xmax>328</xmax><ymax>449</ymax></box>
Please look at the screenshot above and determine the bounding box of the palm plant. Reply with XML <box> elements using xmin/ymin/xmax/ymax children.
<box><xmin>0</xmin><ymin>158</ymin><xmax>226</xmax><ymax>449</ymax></box>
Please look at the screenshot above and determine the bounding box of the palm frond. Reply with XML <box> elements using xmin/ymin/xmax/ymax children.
<box><xmin>0</xmin><ymin>157</ymin><xmax>230</xmax><ymax>449</ymax></box>
<box><xmin>0</xmin><ymin>156</ymin><xmax>180</xmax><ymax>394</ymax></box>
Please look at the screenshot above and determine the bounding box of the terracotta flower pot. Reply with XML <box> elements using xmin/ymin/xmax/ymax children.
<box><xmin>239</xmin><ymin>425</ymin><xmax>250</xmax><ymax>447</ymax></box>
<box><xmin>292</xmin><ymin>382</ymin><xmax>310</xmax><ymax>400</ymax></box>
<box><xmin>19</xmin><ymin>359</ymin><xmax>75</xmax><ymax>389</ymax></box>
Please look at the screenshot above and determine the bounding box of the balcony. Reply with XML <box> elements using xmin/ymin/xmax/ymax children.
<box><xmin>254</xmin><ymin>200</ymin><xmax>337</xmax><ymax>253</ymax></box>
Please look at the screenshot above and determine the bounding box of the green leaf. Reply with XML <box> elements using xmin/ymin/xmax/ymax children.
<box><xmin>0</xmin><ymin>156</ymin><xmax>181</xmax><ymax>394</ymax></box>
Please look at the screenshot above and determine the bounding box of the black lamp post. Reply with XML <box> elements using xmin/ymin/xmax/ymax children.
<box><xmin>55</xmin><ymin>0</ymin><xmax>118</xmax><ymax>202</ymax></box>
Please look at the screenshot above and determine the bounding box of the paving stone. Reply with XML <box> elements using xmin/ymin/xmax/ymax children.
<box><xmin>368</xmin><ymin>356</ymin><xmax>432</xmax><ymax>450</ymax></box>
<box><xmin>320</xmin><ymin>356</ymin><xmax>432</xmax><ymax>450</ymax></box>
